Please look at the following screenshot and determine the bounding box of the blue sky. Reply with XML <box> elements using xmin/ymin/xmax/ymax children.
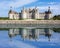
<box><xmin>0</xmin><ymin>0</ymin><xmax>60</xmax><ymax>17</ymax></box>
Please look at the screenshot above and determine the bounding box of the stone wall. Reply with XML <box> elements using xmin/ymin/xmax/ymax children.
<box><xmin>0</xmin><ymin>20</ymin><xmax>60</xmax><ymax>24</ymax></box>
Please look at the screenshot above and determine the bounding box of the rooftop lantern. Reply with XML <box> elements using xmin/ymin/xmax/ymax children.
<box><xmin>48</xmin><ymin>7</ymin><xmax>51</xmax><ymax>13</ymax></box>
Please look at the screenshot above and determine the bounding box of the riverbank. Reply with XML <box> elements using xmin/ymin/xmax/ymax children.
<box><xmin>0</xmin><ymin>20</ymin><xmax>60</xmax><ymax>28</ymax></box>
<box><xmin>0</xmin><ymin>20</ymin><xmax>60</xmax><ymax>24</ymax></box>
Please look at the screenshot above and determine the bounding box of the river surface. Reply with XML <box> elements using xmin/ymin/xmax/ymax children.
<box><xmin>0</xmin><ymin>25</ymin><xmax>60</xmax><ymax>48</ymax></box>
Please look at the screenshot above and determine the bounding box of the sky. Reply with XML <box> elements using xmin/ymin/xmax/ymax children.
<box><xmin>0</xmin><ymin>0</ymin><xmax>60</xmax><ymax>17</ymax></box>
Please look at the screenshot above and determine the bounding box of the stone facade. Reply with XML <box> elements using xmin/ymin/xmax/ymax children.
<box><xmin>8</xmin><ymin>7</ymin><xmax>52</xmax><ymax>20</ymax></box>
<box><xmin>8</xmin><ymin>10</ymin><xmax>19</xmax><ymax>19</ymax></box>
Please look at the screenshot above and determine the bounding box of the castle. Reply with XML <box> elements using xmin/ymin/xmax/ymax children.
<box><xmin>8</xmin><ymin>7</ymin><xmax>52</xmax><ymax>20</ymax></box>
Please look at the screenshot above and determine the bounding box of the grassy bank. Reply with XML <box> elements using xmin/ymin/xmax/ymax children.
<box><xmin>0</xmin><ymin>17</ymin><xmax>9</xmax><ymax>20</ymax></box>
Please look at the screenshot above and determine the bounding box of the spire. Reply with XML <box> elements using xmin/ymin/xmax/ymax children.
<box><xmin>35</xmin><ymin>6</ymin><xmax>37</xmax><ymax>9</ymax></box>
<box><xmin>10</xmin><ymin>6</ymin><xmax>12</xmax><ymax>10</ymax></box>
<box><xmin>9</xmin><ymin>6</ymin><xmax>12</xmax><ymax>13</ymax></box>
<box><xmin>48</xmin><ymin>6</ymin><xmax>50</xmax><ymax>11</ymax></box>
<box><xmin>22</xmin><ymin>7</ymin><xmax>25</xmax><ymax>12</ymax></box>
<box><xmin>23</xmin><ymin>7</ymin><xmax>25</xmax><ymax>10</ymax></box>
<box><xmin>48</xmin><ymin>6</ymin><xmax>51</xmax><ymax>13</ymax></box>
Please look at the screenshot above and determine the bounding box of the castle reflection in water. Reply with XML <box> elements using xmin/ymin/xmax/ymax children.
<box><xmin>8</xmin><ymin>28</ymin><xmax>53</xmax><ymax>41</ymax></box>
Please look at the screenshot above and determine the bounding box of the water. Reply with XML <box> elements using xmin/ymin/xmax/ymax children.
<box><xmin>0</xmin><ymin>25</ymin><xmax>60</xmax><ymax>48</ymax></box>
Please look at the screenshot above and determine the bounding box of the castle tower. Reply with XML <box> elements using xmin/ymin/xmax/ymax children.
<box><xmin>8</xmin><ymin>6</ymin><xmax>19</xmax><ymax>19</ymax></box>
<box><xmin>8</xmin><ymin>6</ymin><xmax>12</xmax><ymax>14</ymax></box>
<box><xmin>21</xmin><ymin>7</ymin><xmax>27</xmax><ymax>19</ymax></box>
<box><xmin>48</xmin><ymin>7</ymin><xmax>50</xmax><ymax>12</ymax></box>
<box><xmin>28</xmin><ymin>8</ymin><xmax>32</xmax><ymax>19</ymax></box>
<box><xmin>48</xmin><ymin>7</ymin><xmax>52</xmax><ymax>19</ymax></box>
<box><xmin>8</xmin><ymin>6</ymin><xmax>13</xmax><ymax>19</ymax></box>
<box><xmin>34</xmin><ymin>6</ymin><xmax>39</xmax><ymax>19</ymax></box>
<box><xmin>45</xmin><ymin>7</ymin><xmax>52</xmax><ymax>19</ymax></box>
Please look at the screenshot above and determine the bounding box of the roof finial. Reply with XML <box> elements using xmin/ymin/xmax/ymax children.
<box><xmin>35</xmin><ymin>6</ymin><xmax>37</xmax><ymax>9</ymax></box>
<box><xmin>10</xmin><ymin>6</ymin><xmax>12</xmax><ymax>9</ymax></box>
<box><xmin>48</xmin><ymin>6</ymin><xmax>50</xmax><ymax>11</ymax></box>
<box><xmin>23</xmin><ymin>6</ymin><xmax>25</xmax><ymax>10</ymax></box>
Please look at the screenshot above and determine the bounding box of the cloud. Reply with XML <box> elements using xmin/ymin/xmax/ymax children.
<box><xmin>0</xmin><ymin>0</ymin><xmax>37</xmax><ymax>9</ymax></box>
<box><xmin>37</xmin><ymin>2</ymin><xmax>57</xmax><ymax>5</ymax></box>
<box><xmin>0</xmin><ymin>0</ymin><xmax>37</xmax><ymax>17</ymax></box>
<box><xmin>0</xmin><ymin>0</ymin><xmax>60</xmax><ymax>17</ymax></box>
<box><xmin>48</xmin><ymin>2</ymin><xmax>57</xmax><ymax>5</ymax></box>
<box><xmin>40</xmin><ymin>5</ymin><xmax>60</xmax><ymax>15</ymax></box>
<box><xmin>24</xmin><ymin>1</ymin><xmax>60</xmax><ymax>15</ymax></box>
<box><xmin>29</xmin><ymin>4</ymin><xmax>60</xmax><ymax>16</ymax></box>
